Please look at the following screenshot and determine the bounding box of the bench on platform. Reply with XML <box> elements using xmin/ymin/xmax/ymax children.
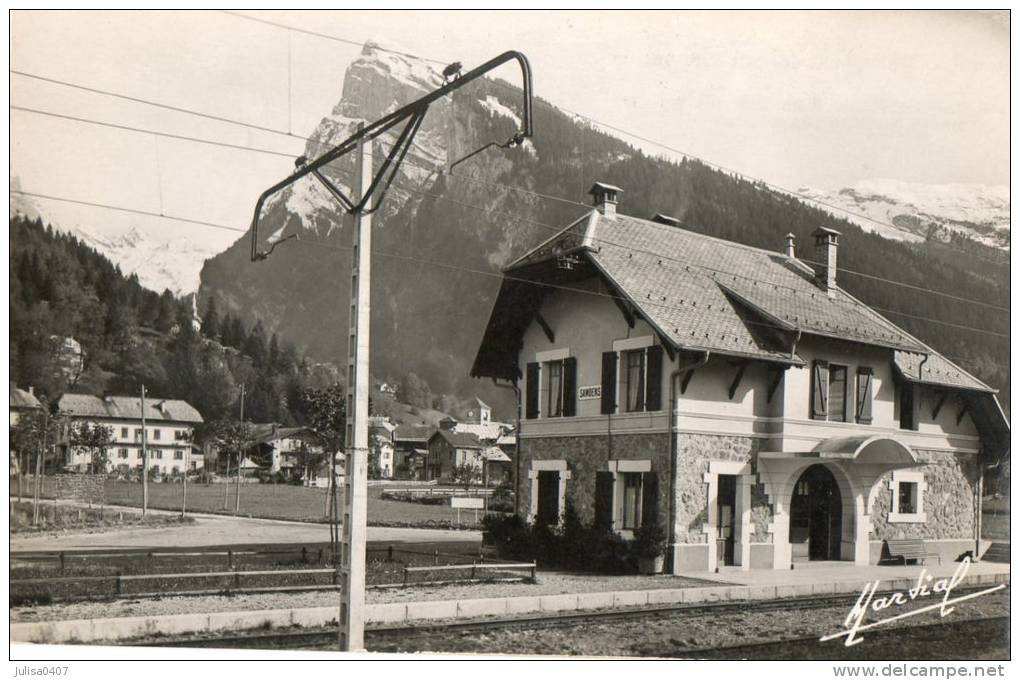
<box><xmin>882</xmin><ymin>538</ymin><xmax>941</xmax><ymax>566</ymax></box>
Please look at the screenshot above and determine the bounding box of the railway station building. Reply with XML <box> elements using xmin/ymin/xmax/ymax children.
<box><xmin>472</xmin><ymin>182</ymin><xmax>1009</xmax><ymax>573</ymax></box>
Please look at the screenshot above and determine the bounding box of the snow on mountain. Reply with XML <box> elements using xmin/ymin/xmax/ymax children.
<box><xmin>10</xmin><ymin>174</ymin><xmax>231</xmax><ymax>294</ymax></box>
<box><xmin>797</xmin><ymin>179</ymin><xmax>1010</xmax><ymax>250</ymax></box>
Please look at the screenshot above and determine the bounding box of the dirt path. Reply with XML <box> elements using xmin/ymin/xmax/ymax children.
<box><xmin>10</xmin><ymin>514</ymin><xmax>480</xmax><ymax>553</ymax></box>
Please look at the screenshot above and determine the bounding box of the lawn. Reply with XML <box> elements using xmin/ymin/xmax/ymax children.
<box><xmin>20</xmin><ymin>477</ymin><xmax>482</xmax><ymax>528</ymax></box>
<box><xmin>982</xmin><ymin>495</ymin><xmax>1010</xmax><ymax>541</ymax></box>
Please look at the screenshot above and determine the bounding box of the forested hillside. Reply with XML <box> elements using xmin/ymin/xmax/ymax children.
<box><xmin>9</xmin><ymin>215</ymin><xmax>343</xmax><ymax>428</ymax></box>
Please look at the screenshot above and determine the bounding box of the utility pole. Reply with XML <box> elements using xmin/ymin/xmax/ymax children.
<box><xmin>236</xmin><ymin>384</ymin><xmax>245</xmax><ymax>514</ymax></box>
<box><xmin>141</xmin><ymin>384</ymin><xmax>148</xmax><ymax>516</ymax></box>
<box><xmin>338</xmin><ymin>125</ymin><xmax>371</xmax><ymax>652</ymax></box>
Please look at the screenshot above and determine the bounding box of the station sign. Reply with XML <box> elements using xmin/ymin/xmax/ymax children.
<box><xmin>577</xmin><ymin>385</ymin><xmax>602</xmax><ymax>401</ymax></box>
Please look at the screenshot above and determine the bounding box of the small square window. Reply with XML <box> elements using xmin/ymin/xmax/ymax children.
<box><xmin>121</xmin><ymin>427</ymin><xmax>128</xmax><ymax>438</ymax></box>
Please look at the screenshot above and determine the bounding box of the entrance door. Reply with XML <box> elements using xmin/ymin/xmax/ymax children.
<box><xmin>789</xmin><ymin>464</ymin><xmax>842</xmax><ymax>561</ymax></box>
<box><xmin>716</xmin><ymin>474</ymin><xmax>737</xmax><ymax>566</ymax></box>
<box><xmin>535</xmin><ymin>470</ymin><xmax>560</xmax><ymax>526</ymax></box>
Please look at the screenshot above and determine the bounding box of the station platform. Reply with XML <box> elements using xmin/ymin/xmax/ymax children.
<box><xmin>12</xmin><ymin>559</ymin><xmax>1009</xmax><ymax>645</ymax></box>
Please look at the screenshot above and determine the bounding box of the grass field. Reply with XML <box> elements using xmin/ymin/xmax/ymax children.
<box><xmin>20</xmin><ymin>477</ymin><xmax>483</xmax><ymax>528</ymax></box>
<box><xmin>982</xmin><ymin>495</ymin><xmax>1010</xmax><ymax>541</ymax></box>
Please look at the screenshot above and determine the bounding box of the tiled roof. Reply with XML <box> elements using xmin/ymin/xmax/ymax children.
<box><xmin>453</xmin><ymin>422</ymin><xmax>505</xmax><ymax>441</ymax></box>
<box><xmin>473</xmin><ymin>209</ymin><xmax>986</xmax><ymax>395</ymax></box>
<box><xmin>250</xmin><ymin>424</ymin><xmax>317</xmax><ymax>446</ymax></box>
<box><xmin>393</xmin><ymin>425</ymin><xmax>434</xmax><ymax>443</ymax></box>
<box><xmin>587</xmin><ymin>213</ymin><xmax>926</xmax><ymax>357</ymax></box>
<box><xmin>58</xmin><ymin>394</ymin><xmax>203</xmax><ymax>423</ymax></box>
<box><xmin>894</xmin><ymin>351</ymin><xmax>993</xmax><ymax>393</ymax></box>
<box><xmin>429</xmin><ymin>429</ymin><xmax>484</xmax><ymax>449</ymax></box>
<box><xmin>10</xmin><ymin>384</ymin><xmax>41</xmax><ymax>410</ymax></box>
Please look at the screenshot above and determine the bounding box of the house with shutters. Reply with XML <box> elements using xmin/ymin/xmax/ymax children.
<box><xmin>57</xmin><ymin>393</ymin><xmax>205</xmax><ymax>476</ymax></box>
<box><xmin>472</xmin><ymin>182</ymin><xmax>1009</xmax><ymax>573</ymax></box>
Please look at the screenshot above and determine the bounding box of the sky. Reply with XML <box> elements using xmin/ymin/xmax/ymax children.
<box><xmin>9</xmin><ymin>10</ymin><xmax>1010</xmax><ymax>261</ymax></box>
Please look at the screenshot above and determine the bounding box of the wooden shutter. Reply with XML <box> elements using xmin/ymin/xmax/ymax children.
<box><xmin>645</xmin><ymin>345</ymin><xmax>663</xmax><ymax>411</ymax></box>
<box><xmin>594</xmin><ymin>471</ymin><xmax>614</xmax><ymax>529</ymax></box>
<box><xmin>601</xmin><ymin>351</ymin><xmax>617</xmax><ymax>415</ymax></box>
<box><xmin>856</xmin><ymin>367</ymin><xmax>873</xmax><ymax>424</ymax></box>
<box><xmin>811</xmin><ymin>360</ymin><xmax>829</xmax><ymax>420</ymax></box>
<box><xmin>562</xmin><ymin>357</ymin><xmax>577</xmax><ymax>417</ymax></box>
<box><xmin>641</xmin><ymin>471</ymin><xmax>659</xmax><ymax>527</ymax></box>
<box><xmin>525</xmin><ymin>362</ymin><xmax>540</xmax><ymax>419</ymax></box>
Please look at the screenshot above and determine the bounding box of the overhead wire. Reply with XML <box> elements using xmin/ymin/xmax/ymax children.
<box><xmin>11</xmin><ymin>97</ymin><xmax>1010</xmax><ymax>320</ymax></box>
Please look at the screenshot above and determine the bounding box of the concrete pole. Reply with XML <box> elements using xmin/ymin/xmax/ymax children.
<box><xmin>339</xmin><ymin>125</ymin><xmax>371</xmax><ymax>652</ymax></box>
<box><xmin>141</xmin><ymin>384</ymin><xmax>148</xmax><ymax>516</ymax></box>
<box><xmin>236</xmin><ymin>384</ymin><xmax>245</xmax><ymax>514</ymax></box>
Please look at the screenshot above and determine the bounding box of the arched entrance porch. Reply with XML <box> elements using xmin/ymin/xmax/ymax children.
<box><xmin>789</xmin><ymin>464</ymin><xmax>843</xmax><ymax>562</ymax></box>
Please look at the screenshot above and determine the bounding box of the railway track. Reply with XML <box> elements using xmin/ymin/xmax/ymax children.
<box><xmin>129</xmin><ymin>585</ymin><xmax>1003</xmax><ymax>651</ymax></box>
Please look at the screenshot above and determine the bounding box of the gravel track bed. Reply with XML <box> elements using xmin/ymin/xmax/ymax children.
<box><xmin>10</xmin><ymin>572</ymin><xmax>711</xmax><ymax>623</ymax></box>
<box><xmin>369</xmin><ymin>588</ymin><xmax>1010</xmax><ymax>657</ymax></box>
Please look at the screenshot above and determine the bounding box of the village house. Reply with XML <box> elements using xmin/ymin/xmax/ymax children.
<box><xmin>57</xmin><ymin>393</ymin><xmax>205</xmax><ymax>476</ymax></box>
<box><xmin>10</xmin><ymin>383</ymin><xmax>42</xmax><ymax>428</ymax></box>
<box><xmin>426</xmin><ymin>418</ymin><xmax>512</xmax><ymax>485</ymax></box>
<box><xmin>392</xmin><ymin>424</ymin><xmax>433</xmax><ymax>480</ymax></box>
<box><xmin>248</xmin><ymin>423</ymin><xmax>323</xmax><ymax>480</ymax></box>
<box><xmin>472</xmin><ymin>182</ymin><xmax>1010</xmax><ymax>574</ymax></box>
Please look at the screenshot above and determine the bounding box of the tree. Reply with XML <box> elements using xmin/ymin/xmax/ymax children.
<box><xmin>209</xmin><ymin>420</ymin><xmax>254</xmax><ymax>474</ymax></box>
<box><xmin>201</xmin><ymin>296</ymin><xmax>221</xmax><ymax>340</ymax></box>
<box><xmin>69</xmin><ymin>421</ymin><xmax>115</xmax><ymax>474</ymax></box>
<box><xmin>400</xmin><ymin>373</ymin><xmax>432</xmax><ymax>410</ymax></box>
<box><xmin>10</xmin><ymin>404</ymin><xmax>62</xmax><ymax>523</ymax></box>
<box><xmin>452</xmin><ymin>461</ymin><xmax>480</xmax><ymax>491</ymax></box>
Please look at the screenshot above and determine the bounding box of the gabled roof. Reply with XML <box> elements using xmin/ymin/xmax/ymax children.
<box><xmin>58</xmin><ymin>394</ymin><xmax>203</xmax><ymax>423</ymax></box>
<box><xmin>472</xmin><ymin>209</ymin><xmax>974</xmax><ymax>385</ymax></box>
<box><xmin>893</xmin><ymin>351</ymin><xmax>992</xmax><ymax>393</ymax></box>
<box><xmin>10</xmin><ymin>384</ymin><xmax>41</xmax><ymax>411</ymax></box>
<box><xmin>393</xmin><ymin>424</ymin><xmax>434</xmax><ymax>443</ymax></box>
<box><xmin>428</xmin><ymin>429</ymin><xmax>483</xmax><ymax>449</ymax></box>
<box><xmin>454</xmin><ymin>422</ymin><xmax>507</xmax><ymax>441</ymax></box>
<box><xmin>249</xmin><ymin>424</ymin><xmax>319</xmax><ymax>447</ymax></box>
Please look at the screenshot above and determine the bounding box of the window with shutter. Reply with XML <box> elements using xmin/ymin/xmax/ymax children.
<box><xmin>827</xmin><ymin>364</ymin><xmax>847</xmax><ymax>422</ymax></box>
<box><xmin>525</xmin><ymin>362</ymin><xmax>540</xmax><ymax>419</ymax></box>
<box><xmin>641</xmin><ymin>471</ymin><xmax>659</xmax><ymax>527</ymax></box>
<box><xmin>601</xmin><ymin>351</ymin><xmax>617</xmax><ymax>415</ymax></box>
<box><xmin>594</xmin><ymin>471</ymin><xmax>614</xmax><ymax>529</ymax></box>
<box><xmin>856</xmin><ymin>367</ymin><xmax>873</xmax><ymax>424</ymax></box>
<box><xmin>645</xmin><ymin>345</ymin><xmax>663</xmax><ymax>411</ymax></box>
<box><xmin>545</xmin><ymin>360</ymin><xmax>563</xmax><ymax>417</ymax></box>
<box><xmin>621</xmin><ymin>472</ymin><xmax>643</xmax><ymax>529</ymax></box>
<box><xmin>562</xmin><ymin>357</ymin><xmax>577</xmax><ymax>417</ymax></box>
<box><xmin>622</xmin><ymin>350</ymin><xmax>646</xmax><ymax>412</ymax></box>
<box><xmin>811</xmin><ymin>360</ymin><xmax>829</xmax><ymax>420</ymax></box>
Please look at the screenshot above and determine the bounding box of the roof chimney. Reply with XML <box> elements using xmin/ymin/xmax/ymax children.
<box><xmin>784</xmin><ymin>233</ymin><xmax>796</xmax><ymax>258</ymax></box>
<box><xmin>811</xmin><ymin>226</ymin><xmax>841</xmax><ymax>295</ymax></box>
<box><xmin>652</xmin><ymin>213</ymin><xmax>681</xmax><ymax>227</ymax></box>
<box><xmin>588</xmin><ymin>182</ymin><xmax>622</xmax><ymax>217</ymax></box>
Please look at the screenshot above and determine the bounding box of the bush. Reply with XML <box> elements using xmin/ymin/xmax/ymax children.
<box><xmin>484</xmin><ymin>505</ymin><xmax>638</xmax><ymax>574</ymax></box>
<box><xmin>631</xmin><ymin>521</ymin><xmax>667</xmax><ymax>559</ymax></box>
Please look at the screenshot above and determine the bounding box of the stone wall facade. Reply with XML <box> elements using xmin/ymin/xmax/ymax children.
<box><xmin>675</xmin><ymin>433</ymin><xmax>760</xmax><ymax>543</ymax></box>
<box><xmin>869</xmin><ymin>449</ymin><xmax>977</xmax><ymax>541</ymax></box>
<box><xmin>54</xmin><ymin>473</ymin><xmax>107</xmax><ymax>505</ymax></box>
<box><xmin>520</xmin><ymin>433</ymin><xmax>671</xmax><ymax>526</ymax></box>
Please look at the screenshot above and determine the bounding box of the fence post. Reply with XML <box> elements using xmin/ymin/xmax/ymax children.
<box><xmin>116</xmin><ymin>571</ymin><xmax>122</xmax><ymax>596</ymax></box>
<box><xmin>302</xmin><ymin>547</ymin><xmax>308</xmax><ymax>564</ymax></box>
<box><xmin>59</xmin><ymin>552</ymin><xmax>65</xmax><ymax>574</ymax></box>
<box><xmin>531</xmin><ymin>562</ymin><xmax>536</xmax><ymax>581</ymax></box>
<box><xmin>317</xmin><ymin>548</ymin><xmax>323</xmax><ymax>565</ymax></box>
<box><xmin>228</xmin><ymin>549</ymin><xmax>233</xmax><ymax>570</ymax></box>
<box><xmin>403</xmin><ymin>566</ymin><xmax>408</xmax><ymax>588</ymax></box>
<box><xmin>147</xmin><ymin>551</ymin><xmax>154</xmax><ymax>572</ymax></box>
<box><xmin>471</xmin><ymin>562</ymin><xmax>476</xmax><ymax>580</ymax></box>
<box><xmin>433</xmin><ymin>549</ymin><xmax>439</xmax><ymax>566</ymax></box>
<box><xmin>387</xmin><ymin>545</ymin><xmax>393</xmax><ymax>562</ymax></box>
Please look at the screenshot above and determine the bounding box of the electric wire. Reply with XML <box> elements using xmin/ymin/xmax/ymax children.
<box><xmin>11</xmin><ymin>99</ymin><xmax>1010</xmax><ymax>320</ymax></box>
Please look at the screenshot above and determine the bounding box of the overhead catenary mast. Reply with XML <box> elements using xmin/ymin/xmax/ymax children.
<box><xmin>248</xmin><ymin>50</ymin><xmax>534</xmax><ymax>652</ymax></box>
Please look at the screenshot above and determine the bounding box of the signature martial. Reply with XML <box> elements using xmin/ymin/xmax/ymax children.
<box><xmin>819</xmin><ymin>557</ymin><xmax>1006</xmax><ymax>647</ymax></box>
